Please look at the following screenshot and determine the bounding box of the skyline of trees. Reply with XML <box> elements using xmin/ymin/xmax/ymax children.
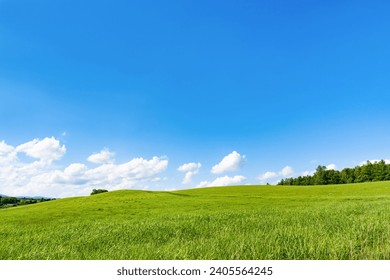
<box><xmin>278</xmin><ymin>160</ymin><xmax>390</xmax><ymax>186</ymax></box>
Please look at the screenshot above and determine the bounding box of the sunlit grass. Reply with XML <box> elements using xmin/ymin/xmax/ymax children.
<box><xmin>1</xmin><ymin>182</ymin><xmax>390</xmax><ymax>259</ymax></box>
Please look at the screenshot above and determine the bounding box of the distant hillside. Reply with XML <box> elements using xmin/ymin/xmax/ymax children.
<box><xmin>16</xmin><ymin>196</ymin><xmax>55</xmax><ymax>199</ymax></box>
<box><xmin>0</xmin><ymin>193</ymin><xmax>55</xmax><ymax>199</ymax></box>
<box><xmin>0</xmin><ymin>195</ymin><xmax>55</xmax><ymax>208</ymax></box>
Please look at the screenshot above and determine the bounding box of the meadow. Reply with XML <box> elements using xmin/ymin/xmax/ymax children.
<box><xmin>1</xmin><ymin>182</ymin><xmax>390</xmax><ymax>260</ymax></box>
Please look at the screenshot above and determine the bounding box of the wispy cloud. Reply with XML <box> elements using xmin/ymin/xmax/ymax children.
<box><xmin>197</xmin><ymin>175</ymin><xmax>246</xmax><ymax>188</ymax></box>
<box><xmin>87</xmin><ymin>148</ymin><xmax>115</xmax><ymax>164</ymax></box>
<box><xmin>177</xmin><ymin>162</ymin><xmax>201</xmax><ymax>184</ymax></box>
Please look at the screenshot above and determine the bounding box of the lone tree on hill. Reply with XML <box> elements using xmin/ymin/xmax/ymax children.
<box><xmin>91</xmin><ymin>189</ymin><xmax>108</xmax><ymax>195</ymax></box>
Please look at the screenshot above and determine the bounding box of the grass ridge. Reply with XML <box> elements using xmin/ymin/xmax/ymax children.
<box><xmin>1</xmin><ymin>182</ymin><xmax>390</xmax><ymax>260</ymax></box>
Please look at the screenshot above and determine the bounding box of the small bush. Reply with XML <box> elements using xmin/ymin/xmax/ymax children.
<box><xmin>91</xmin><ymin>189</ymin><xmax>108</xmax><ymax>195</ymax></box>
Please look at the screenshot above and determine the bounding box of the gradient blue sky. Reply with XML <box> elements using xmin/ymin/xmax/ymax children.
<box><xmin>1</xmin><ymin>0</ymin><xmax>390</xmax><ymax>197</ymax></box>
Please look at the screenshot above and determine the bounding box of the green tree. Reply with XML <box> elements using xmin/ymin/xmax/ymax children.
<box><xmin>372</xmin><ymin>160</ymin><xmax>386</xmax><ymax>181</ymax></box>
<box><xmin>340</xmin><ymin>168</ymin><xmax>354</xmax><ymax>184</ymax></box>
<box><xmin>1</xmin><ymin>197</ymin><xmax>18</xmax><ymax>204</ymax></box>
<box><xmin>91</xmin><ymin>189</ymin><xmax>108</xmax><ymax>195</ymax></box>
<box><xmin>327</xmin><ymin>169</ymin><xmax>341</xmax><ymax>184</ymax></box>
<box><xmin>314</xmin><ymin>166</ymin><xmax>327</xmax><ymax>185</ymax></box>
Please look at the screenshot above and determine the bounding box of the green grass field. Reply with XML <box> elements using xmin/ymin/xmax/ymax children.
<box><xmin>1</xmin><ymin>182</ymin><xmax>390</xmax><ymax>260</ymax></box>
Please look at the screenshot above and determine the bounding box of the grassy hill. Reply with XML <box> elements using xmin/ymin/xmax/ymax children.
<box><xmin>1</xmin><ymin>182</ymin><xmax>390</xmax><ymax>260</ymax></box>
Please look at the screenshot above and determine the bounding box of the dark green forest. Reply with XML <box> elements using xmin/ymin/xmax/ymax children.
<box><xmin>278</xmin><ymin>160</ymin><xmax>390</xmax><ymax>186</ymax></box>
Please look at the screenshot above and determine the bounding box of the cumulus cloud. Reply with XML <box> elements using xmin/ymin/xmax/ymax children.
<box><xmin>178</xmin><ymin>162</ymin><xmax>200</xmax><ymax>172</ymax></box>
<box><xmin>177</xmin><ymin>162</ymin><xmax>201</xmax><ymax>184</ymax></box>
<box><xmin>258</xmin><ymin>165</ymin><xmax>294</xmax><ymax>184</ymax></box>
<box><xmin>35</xmin><ymin>156</ymin><xmax>168</xmax><ymax>190</ymax></box>
<box><xmin>326</xmin><ymin>163</ymin><xmax>336</xmax><ymax>170</ymax></box>
<box><xmin>0</xmin><ymin>141</ymin><xmax>14</xmax><ymax>154</ymax></box>
<box><xmin>211</xmin><ymin>151</ymin><xmax>245</xmax><ymax>174</ymax></box>
<box><xmin>258</xmin><ymin>171</ymin><xmax>278</xmax><ymax>181</ymax></box>
<box><xmin>16</xmin><ymin>137</ymin><xmax>66</xmax><ymax>164</ymax></box>
<box><xmin>197</xmin><ymin>175</ymin><xmax>246</xmax><ymax>188</ymax></box>
<box><xmin>0</xmin><ymin>138</ymin><xmax>168</xmax><ymax>198</ymax></box>
<box><xmin>280</xmin><ymin>165</ymin><xmax>294</xmax><ymax>177</ymax></box>
<box><xmin>0</xmin><ymin>141</ymin><xmax>17</xmax><ymax>165</ymax></box>
<box><xmin>87</xmin><ymin>148</ymin><xmax>115</xmax><ymax>164</ymax></box>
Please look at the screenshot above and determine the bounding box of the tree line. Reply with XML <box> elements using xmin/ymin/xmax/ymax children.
<box><xmin>0</xmin><ymin>196</ymin><xmax>55</xmax><ymax>208</ymax></box>
<box><xmin>278</xmin><ymin>160</ymin><xmax>390</xmax><ymax>186</ymax></box>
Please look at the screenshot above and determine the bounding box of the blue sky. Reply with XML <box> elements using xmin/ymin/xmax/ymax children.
<box><xmin>1</xmin><ymin>0</ymin><xmax>390</xmax><ymax>197</ymax></box>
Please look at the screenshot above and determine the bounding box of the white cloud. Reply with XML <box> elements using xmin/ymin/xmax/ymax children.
<box><xmin>326</xmin><ymin>163</ymin><xmax>336</xmax><ymax>170</ymax></box>
<box><xmin>16</xmin><ymin>137</ymin><xmax>66</xmax><ymax>164</ymax></box>
<box><xmin>178</xmin><ymin>162</ymin><xmax>201</xmax><ymax>184</ymax></box>
<box><xmin>178</xmin><ymin>162</ymin><xmax>201</xmax><ymax>172</ymax></box>
<box><xmin>64</xmin><ymin>163</ymin><xmax>88</xmax><ymax>177</ymax></box>
<box><xmin>258</xmin><ymin>171</ymin><xmax>278</xmax><ymax>181</ymax></box>
<box><xmin>183</xmin><ymin>172</ymin><xmax>196</xmax><ymax>184</ymax></box>
<box><xmin>43</xmin><ymin>156</ymin><xmax>168</xmax><ymax>187</ymax></box>
<box><xmin>280</xmin><ymin>166</ymin><xmax>294</xmax><ymax>177</ymax></box>
<box><xmin>0</xmin><ymin>141</ymin><xmax>14</xmax><ymax>154</ymax></box>
<box><xmin>197</xmin><ymin>175</ymin><xmax>246</xmax><ymax>188</ymax></box>
<box><xmin>26</xmin><ymin>156</ymin><xmax>168</xmax><ymax>197</ymax></box>
<box><xmin>0</xmin><ymin>141</ymin><xmax>17</xmax><ymax>165</ymax></box>
<box><xmin>211</xmin><ymin>151</ymin><xmax>245</xmax><ymax>174</ymax></box>
<box><xmin>87</xmin><ymin>148</ymin><xmax>115</xmax><ymax>164</ymax></box>
<box><xmin>258</xmin><ymin>165</ymin><xmax>294</xmax><ymax>184</ymax></box>
<box><xmin>0</xmin><ymin>138</ymin><xmax>169</xmax><ymax>198</ymax></box>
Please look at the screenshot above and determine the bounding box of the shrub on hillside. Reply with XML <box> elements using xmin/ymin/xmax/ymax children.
<box><xmin>90</xmin><ymin>189</ymin><xmax>108</xmax><ymax>195</ymax></box>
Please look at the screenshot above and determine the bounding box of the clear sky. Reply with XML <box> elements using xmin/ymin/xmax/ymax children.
<box><xmin>1</xmin><ymin>0</ymin><xmax>390</xmax><ymax>197</ymax></box>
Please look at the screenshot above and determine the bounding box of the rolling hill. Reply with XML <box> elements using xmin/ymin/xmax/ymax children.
<box><xmin>1</xmin><ymin>181</ymin><xmax>390</xmax><ymax>260</ymax></box>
